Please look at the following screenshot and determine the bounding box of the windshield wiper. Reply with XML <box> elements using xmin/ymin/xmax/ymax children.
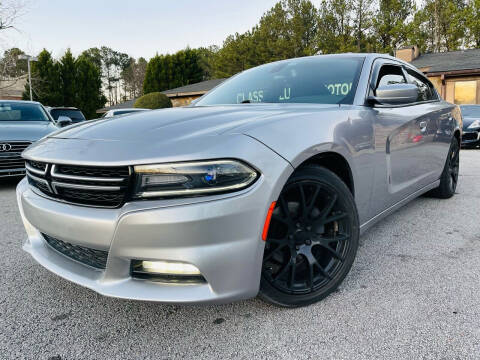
<box><xmin>241</xmin><ymin>100</ymin><xmax>251</xmax><ymax>104</ymax></box>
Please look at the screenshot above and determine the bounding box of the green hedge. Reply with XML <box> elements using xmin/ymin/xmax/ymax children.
<box><xmin>134</xmin><ymin>92</ymin><xmax>172</xmax><ymax>109</ymax></box>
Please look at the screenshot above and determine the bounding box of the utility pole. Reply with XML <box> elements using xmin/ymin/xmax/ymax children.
<box><xmin>18</xmin><ymin>55</ymin><xmax>38</xmax><ymax>101</ymax></box>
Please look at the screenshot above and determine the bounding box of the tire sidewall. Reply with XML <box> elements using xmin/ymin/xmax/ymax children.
<box><xmin>259</xmin><ymin>166</ymin><xmax>360</xmax><ymax>308</ymax></box>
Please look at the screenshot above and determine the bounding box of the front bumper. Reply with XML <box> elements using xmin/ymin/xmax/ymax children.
<box><xmin>461</xmin><ymin>129</ymin><xmax>480</xmax><ymax>147</ymax></box>
<box><xmin>17</xmin><ymin>150</ymin><xmax>292</xmax><ymax>305</ymax></box>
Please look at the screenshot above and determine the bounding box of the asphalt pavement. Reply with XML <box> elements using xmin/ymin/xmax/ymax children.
<box><xmin>1</xmin><ymin>150</ymin><xmax>479</xmax><ymax>360</ymax></box>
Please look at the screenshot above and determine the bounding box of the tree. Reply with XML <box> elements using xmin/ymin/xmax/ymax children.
<box><xmin>81</xmin><ymin>47</ymin><xmax>102</xmax><ymax>70</ymax></box>
<box><xmin>121</xmin><ymin>57</ymin><xmax>147</xmax><ymax>99</ymax></box>
<box><xmin>465</xmin><ymin>0</ymin><xmax>480</xmax><ymax>47</ymax></box>
<box><xmin>22</xmin><ymin>49</ymin><xmax>105</xmax><ymax>119</ymax></box>
<box><xmin>143</xmin><ymin>48</ymin><xmax>204</xmax><ymax>94</ymax></box>
<box><xmin>134</xmin><ymin>92</ymin><xmax>172</xmax><ymax>109</ymax></box>
<box><xmin>59</xmin><ymin>49</ymin><xmax>76</xmax><ymax>106</ymax></box>
<box><xmin>0</xmin><ymin>47</ymin><xmax>27</xmax><ymax>78</ymax></box>
<box><xmin>317</xmin><ymin>0</ymin><xmax>356</xmax><ymax>54</ymax></box>
<box><xmin>352</xmin><ymin>0</ymin><xmax>375</xmax><ymax>51</ymax></box>
<box><xmin>23</xmin><ymin>49</ymin><xmax>63</xmax><ymax>105</ymax></box>
<box><xmin>372</xmin><ymin>0</ymin><xmax>413</xmax><ymax>54</ymax></box>
<box><xmin>75</xmin><ymin>54</ymin><xmax>106</xmax><ymax>119</ymax></box>
<box><xmin>213</xmin><ymin>32</ymin><xmax>257</xmax><ymax>78</ymax></box>
<box><xmin>409</xmin><ymin>0</ymin><xmax>466</xmax><ymax>52</ymax></box>
<box><xmin>0</xmin><ymin>0</ymin><xmax>28</xmax><ymax>32</ymax></box>
<box><xmin>197</xmin><ymin>46</ymin><xmax>218</xmax><ymax>80</ymax></box>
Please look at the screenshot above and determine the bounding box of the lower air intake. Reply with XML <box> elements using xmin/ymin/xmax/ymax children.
<box><xmin>42</xmin><ymin>233</ymin><xmax>109</xmax><ymax>270</ymax></box>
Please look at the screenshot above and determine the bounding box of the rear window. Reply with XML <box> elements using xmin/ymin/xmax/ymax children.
<box><xmin>0</xmin><ymin>102</ymin><xmax>50</xmax><ymax>121</ymax></box>
<box><xmin>50</xmin><ymin>109</ymin><xmax>86</xmax><ymax>121</ymax></box>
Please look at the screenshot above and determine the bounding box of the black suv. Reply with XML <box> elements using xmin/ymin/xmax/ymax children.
<box><xmin>47</xmin><ymin>107</ymin><xmax>86</xmax><ymax>124</ymax></box>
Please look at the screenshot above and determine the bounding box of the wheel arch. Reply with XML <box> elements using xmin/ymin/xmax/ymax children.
<box><xmin>297</xmin><ymin>152</ymin><xmax>355</xmax><ymax>196</ymax></box>
<box><xmin>454</xmin><ymin>129</ymin><xmax>461</xmax><ymax>145</ymax></box>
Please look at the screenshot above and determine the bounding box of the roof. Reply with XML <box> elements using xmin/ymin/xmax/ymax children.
<box><xmin>411</xmin><ymin>49</ymin><xmax>480</xmax><ymax>73</ymax></box>
<box><xmin>161</xmin><ymin>78</ymin><xmax>226</xmax><ymax>96</ymax></box>
<box><xmin>0</xmin><ymin>99</ymin><xmax>39</xmax><ymax>104</ymax></box>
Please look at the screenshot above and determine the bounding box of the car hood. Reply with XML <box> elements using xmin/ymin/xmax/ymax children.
<box><xmin>49</xmin><ymin>105</ymin><xmax>327</xmax><ymax>142</ymax></box>
<box><xmin>0</xmin><ymin>121</ymin><xmax>59</xmax><ymax>141</ymax></box>
<box><xmin>462</xmin><ymin>116</ymin><xmax>480</xmax><ymax>129</ymax></box>
<box><xmin>24</xmin><ymin>104</ymin><xmax>344</xmax><ymax>165</ymax></box>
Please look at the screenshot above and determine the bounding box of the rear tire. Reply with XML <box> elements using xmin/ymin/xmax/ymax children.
<box><xmin>428</xmin><ymin>137</ymin><xmax>460</xmax><ymax>199</ymax></box>
<box><xmin>259</xmin><ymin>166</ymin><xmax>359</xmax><ymax>308</ymax></box>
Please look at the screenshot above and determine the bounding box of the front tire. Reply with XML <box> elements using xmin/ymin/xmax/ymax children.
<box><xmin>259</xmin><ymin>166</ymin><xmax>359</xmax><ymax>307</ymax></box>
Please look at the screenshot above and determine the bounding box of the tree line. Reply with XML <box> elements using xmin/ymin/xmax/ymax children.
<box><xmin>208</xmin><ymin>0</ymin><xmax>480</xmax><ymax>78</ymax></box>
<box><xmin>142</xmin><ymin>0</ymin><xmax>480</xmax><ymax>91</ymax></box>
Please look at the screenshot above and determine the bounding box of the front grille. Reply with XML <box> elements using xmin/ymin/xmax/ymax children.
<box><xmin>0</xmin><ymin>141</ymin><xmax>31</xmax><ymax>174</ymax></box>
<box><xmin>57</xmin><ymin>164</ymin><xmax>130</xmax><ymax>178</ymax></box>
<box><xmin>26</xmin><ymin>160</ymin><xmax>131</xmax><ymax>208</ymax></box>
<box><xmin>463</xmin><ymin>132</ymin><xmax>478</xmax><ymax>141</ymax></box>
<box><xmin>42</xmin><ymin>233</ymin><xmax>108</xmax><ymax>269</ymax></box>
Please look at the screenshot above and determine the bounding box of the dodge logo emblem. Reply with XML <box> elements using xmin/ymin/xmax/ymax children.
<box><xmin>0</xmin><ymin>143</ymin><xmax>12</xmax><ymax>152</ymax></box>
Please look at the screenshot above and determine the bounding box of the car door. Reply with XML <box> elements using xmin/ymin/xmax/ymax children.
<box><xmin>368</xmin><ymin>59</ymin><xmax>444</xmax><ymax>213</ymax></box>
<box><xmin>402</xmin><ymin>66</ymin><xmax>454</xmax><ymax>183</ymax></box>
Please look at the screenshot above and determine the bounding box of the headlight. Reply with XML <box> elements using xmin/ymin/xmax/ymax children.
<box><xmin>468</xmin><ymin>120</ymin><xmax>480</xmax><ymax>129</ymax></box>
<box><xmin>133</xmin><ymin>159</ymin><xmax>258</xmax><ymax>198</ymax></box>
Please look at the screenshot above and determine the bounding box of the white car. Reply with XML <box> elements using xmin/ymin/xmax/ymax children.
<box><xmin>101</xmin><ymin>108</ymin><xmax>149</xmax><ymax>118</ymax></box>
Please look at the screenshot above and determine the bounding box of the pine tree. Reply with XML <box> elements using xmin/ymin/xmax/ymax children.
<box><xmin>75</xmin><ymin>55</ymin><xmax>106</xmax><ymax>119</ymax></box>
<box><xmin>23</xmin><ymin>49</ymin><xmax>63</xmax><ymax>105</ymax></box>
<box><xmin>59</xmin><ymin>49</ymin><xmax>76</xmax><ymax>106</ymax></box>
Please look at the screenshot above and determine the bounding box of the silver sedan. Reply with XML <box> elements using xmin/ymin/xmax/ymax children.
<box><xmin>17</xmin><ymin>53</ymin><xmax>461</xmax><ymax>307</ymax></box>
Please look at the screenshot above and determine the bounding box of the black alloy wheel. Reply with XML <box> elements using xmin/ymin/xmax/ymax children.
<box><xmin>447</xmin><ymin>139</ymin><xmax>460</xmax><ymax>193</ymax></box>
<box><xmin>259</xmin><ymin>166</ymin><xmax>359</xmax><ymax>307</ymax></box>
<box><xmin>429</xmin><ymin>137</ymin><xmax>460</xmax><ymax>199</ymax></box>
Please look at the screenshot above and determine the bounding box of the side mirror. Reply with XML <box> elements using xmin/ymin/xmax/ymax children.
<box><xmin>368</xmin><ymin>83</ymin><xmax>418</xmax><ymax>105</ymax></box>
<box><xmin>57</xmin><ymin>115</ymin><xmax>73</xmax><ymax>127</ymax></box>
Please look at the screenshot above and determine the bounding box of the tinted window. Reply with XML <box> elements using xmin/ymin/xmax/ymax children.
<box><xmin>460</xmin><ymin>105</ymin><xmax>480</xmax><ymax>117</ymax></box>
<box><xmin>405</xmin><ymin>69</ymin><xmax>437</xmax><ymax>102</ymax></box>
<box><xmin>0</xmin><ymin>102</ymin><xmax>50</xmax><ymax>121</ymax></box>
<box><xmin>50</xmin><ymin>109</ymin><xmax>86</xmax><ymax>121</ymax></box>
<box><xmin>196</xmin><ymin>57</ymin><xmax>365</xmax><ymax>106</ymax></box>
<box><xmin>376</xmin><ymin>65</ymin><xmax>406</xmax><ymax>89</ymax></box>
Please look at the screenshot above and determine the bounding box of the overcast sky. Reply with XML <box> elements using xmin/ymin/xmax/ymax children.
<box><xmin>2</xmin><ymin>0</ymin><xmax>280</xmax><ymax>60</ymax></box>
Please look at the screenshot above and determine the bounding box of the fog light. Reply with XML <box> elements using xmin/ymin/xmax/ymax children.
<box><xmin>131</xmin><ymin>260</ymin><xmax>205</xmax><ymax>283</ymax></box>
<box><xmin>139</xmin><ymin>260</ymin><xmax>201</xmax><ymax>275</ymax></box>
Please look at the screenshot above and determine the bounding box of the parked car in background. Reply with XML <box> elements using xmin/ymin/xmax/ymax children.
<box><xmin>18</xmin><ymin>54</ymin><xmax>461</xmax><ymax>307</ymax></box>
<box><xmin>0</xmin><ymin>100</ymin><xmax>58</xmax><ymax>178</ymax></box>
<box><xmin>460</xmin><ymin>105</ymin><xmax>480</xmax><ymax>148</ymax></box>
<box><xmin>101</xmin><ymin>108</ymin><xmax>149</xmax><ymax>118</ymax></box>
<box><xmin>46</xmin><ymin>107</ymin><xmax>86</xmax><ymax>124</ymax></box>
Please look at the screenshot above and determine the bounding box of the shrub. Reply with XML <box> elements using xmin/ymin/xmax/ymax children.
<box><xmin>134</xmin><ymin>92</ymin><xmax>172</xmax><ymax>109</ymax></box>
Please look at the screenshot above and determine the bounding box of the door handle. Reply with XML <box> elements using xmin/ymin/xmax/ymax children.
<box><xmin>419</xmin><ymin>121</ymin><xmax>427</xmax><ymax>132</ymax></box>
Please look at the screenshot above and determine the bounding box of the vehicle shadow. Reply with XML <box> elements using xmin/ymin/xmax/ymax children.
<box><xmin>0</xmin><ymin>176</ymin><xmax>22</xmax><ymax>190</ymax></box>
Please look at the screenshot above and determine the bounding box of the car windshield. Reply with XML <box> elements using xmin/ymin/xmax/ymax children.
<box><xmin>0</xmin><ymin>102</ymin><xmax>50</xmax><ymax>121</ymax></box>
<box><xmin>195</xmin><ymin>56</ymin><xmax>364</xmax><ymax>106</ymax></box>
<box><xmin>460</xmin><ymin>105</ymin><xmax>480</xmax><ymax>117</ymax></box>
<box><xmin>50</xmin><ymin>109</ymin><xmax>85</xmax><ymax>121</ymax></box>
<box><xmin>114</xmin><ymin>110</ymin><xmax>144</xmax><ymax>116</ymax></box>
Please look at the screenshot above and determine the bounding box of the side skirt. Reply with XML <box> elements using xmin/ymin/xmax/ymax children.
<box><xmin>359</xmin><ymin>180</ymin><xmax>440</xmax><ymax>235</ymax></box>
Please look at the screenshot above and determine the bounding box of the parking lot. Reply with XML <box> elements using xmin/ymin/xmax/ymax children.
<box><xmin>0</xmin><ymin>150</ymin><xmax>478</xmax><ymax>360</ymax></box>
